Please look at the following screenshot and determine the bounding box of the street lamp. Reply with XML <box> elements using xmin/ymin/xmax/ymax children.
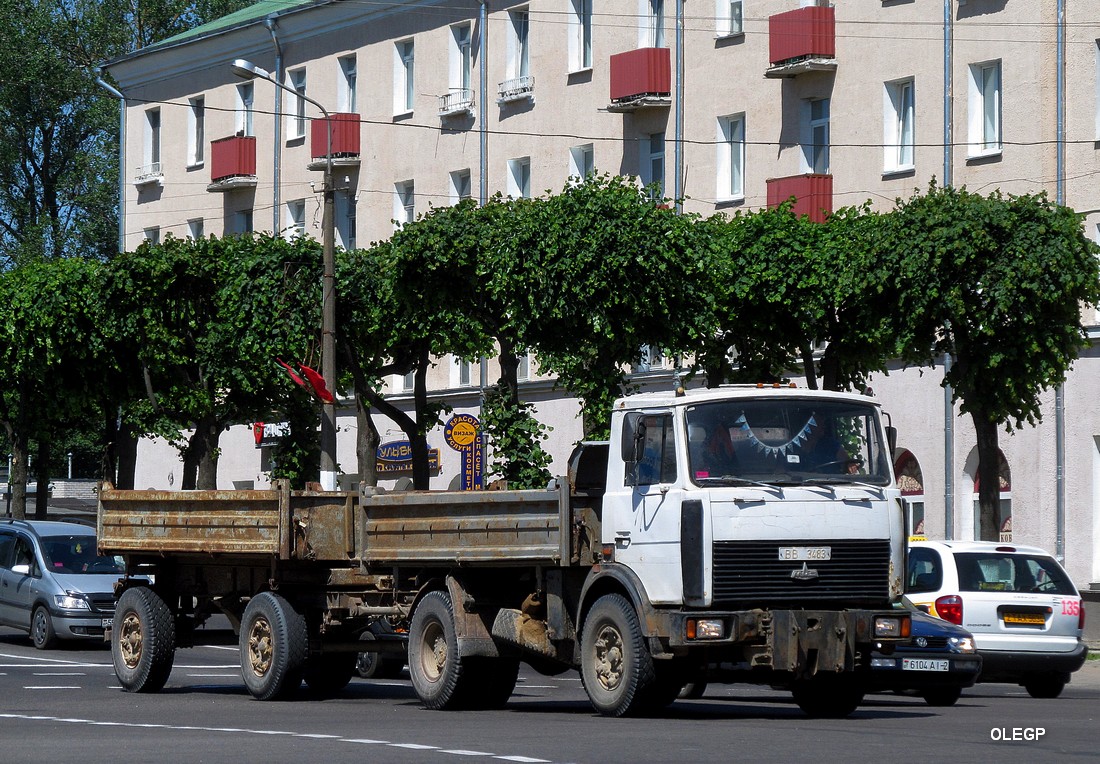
<box><xmin>232</xmin><ymin>58</ymin><xmax>338</xmax><ymax>491</ymax></box>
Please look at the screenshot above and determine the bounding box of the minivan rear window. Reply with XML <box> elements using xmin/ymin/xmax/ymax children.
<box><xmin>953</xmin><ymin>552</ymin><xmax>1077</xmax><ymax>595</ymax></box>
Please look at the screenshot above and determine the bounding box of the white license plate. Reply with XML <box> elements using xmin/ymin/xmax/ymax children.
<box><xmin>778</xmin><ymin>546</ymin><xmax>831</xmax><ymax>561</ymax></box>
<box><xmin>101</xmin><ymin>618</ymin><xmax>113</xmax><ymax>629</ymax></box>
<box><xmin>902</xmin><ymin>658</ymin><xmax>949</xmax><ymax>672</ymax></box>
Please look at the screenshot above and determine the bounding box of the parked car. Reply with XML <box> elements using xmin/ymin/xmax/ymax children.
<box><xmin>907</xmin><ymin>539</ymin><xmax>1088</xmax><ymax>698</ymax></box>
<box><xmin>863</xmin><ymin>604</ymin><xmax>982</xmax><ymax>706</ymax></box>
<box><xmin>0</xmin><ymin>519</ymin><xmax>125</xmax><ymax>649</ymax></box>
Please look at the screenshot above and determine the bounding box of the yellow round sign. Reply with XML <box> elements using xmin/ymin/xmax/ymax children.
<box><xmin>450</xmin><ymin>421</ymin><xmax>477</xmax><ymax>447</ymax></box>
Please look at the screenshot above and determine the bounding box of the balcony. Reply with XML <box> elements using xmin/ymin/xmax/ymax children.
<box><xmin>134</xmin><ymin>162</ymin><xmax>163</xmax><ymax>187</ymax></box>
<box><xmin>608</xmin><ymin>47</ymin><xmax>671</xmax><ymax>112</ymax></box>
<box><xmin>307</xmin><ymin>113</ymin><xmax>361</xmax><ymax>170</ymax></box>
<box><xmin>438</xmin><ymin>90</ymin><xmax>475</xmax><ymax>118</ymax></box>
<box><xmin>766</xmin><ymin>6</ymin><xmax>836</xmax><ymax>78</ymax></box>
<box><xmin>207</xmin><ymin>135</ymin><xmax>256</xmax><ymax>192</ymax></box>
<box><xmin>766</xmin><ymin>174</ymin><xmax>833</xmax><ymax>223</ymax></box>
<box><xmin>498</xmin><ymin>75</ymin><xmax>534</xmax><ymax>104</ymax></box>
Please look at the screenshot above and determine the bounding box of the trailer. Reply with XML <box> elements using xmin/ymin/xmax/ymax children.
<box><xmin>99</xmin><ymin>386</ymin><xmax>912</xmax><ymax>717</ymax></box>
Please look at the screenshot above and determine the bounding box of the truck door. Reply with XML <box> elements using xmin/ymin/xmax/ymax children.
<box><xmin>617</xmin><ymin>412</ymin><xmax>685</xmax><ymax>604</ymax></box>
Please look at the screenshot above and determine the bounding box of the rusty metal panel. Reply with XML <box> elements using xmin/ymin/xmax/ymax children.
<box><xmin>362</xmin><ymin>486</ymin><xmax>567</xmax><ymax>565</ymax></box>
<box><xmin>288</xmin><ymin>490</ymin><xmax>357</xmax><ymax>562</ymax></box>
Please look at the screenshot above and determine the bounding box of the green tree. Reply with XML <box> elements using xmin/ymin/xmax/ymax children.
<box><xmin>889</xmin><ymin>184</ymin><xmax>1100</xmax><ymax>540</ymax></box>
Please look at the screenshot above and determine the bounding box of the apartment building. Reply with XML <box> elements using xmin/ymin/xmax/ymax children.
<box><xmin>103</xmin><ymin>0</ymin><xmax>1100</xmax><ymax>587</ymax></box>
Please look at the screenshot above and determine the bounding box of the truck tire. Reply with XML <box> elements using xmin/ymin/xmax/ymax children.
<box><xmin>791</xmin><ymin>677</ymin><xmax>864</xmax><ymax>718</ymax></box>
<box><xmin>408</xmin><ymin>589</ymin><xmax>471</xmax><ymax>710</ymax></box>
<box><xmin>112</xmin><ymin>587</ymin><xmax>176</xmax><ymax>693</ymax></box>
<box><xmin>580</xmin><ymin>593</ymin><xmax>656</xmax><ymax>717</ymax></box>
<box><xmin>304</xmin><ymin>652</ymin><xmax>356</xmax><ymax>696</ymax></box>
<box><xmin>240</xmin><ymin>592</ymin><xmax>308</xmax><ymax>701</ymax></box>
<box><xmin>462</xmin><ymin>657</ymin><xmax>520</xmax><ymax>709</ymax></box>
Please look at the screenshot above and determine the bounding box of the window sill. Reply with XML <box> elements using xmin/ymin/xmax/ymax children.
<box><xmin>881</xmin><ymin>166</ymin><xmax>915</xmax><ymax>179</ymax></box>
<box><xmin>186</xmin><ymin>162</ymin><xmax>204</xmax><ymax>171</ymax></box>
<box><xmin>715</xmin><ymin>32</ymin><xmax>745</xmax><ymax>41</ymax></box>
<box><xmin>393</xmin><ymin>110</ymin><xmax>414</xmax><ymax>120</ymax></box>
<box><xmin>568</xmin><ymin>66</ymin><xmax>593</xmax><ymax>77</ymax></box>
<box><xmin>286</xmin><ymin>134</ymin><xmax>306</xmax><ymax>146</ymax></box>
<box><xmin>966</xmin><ymin>147</ymin><xmax>1002</xmax><ymax>162</ymax></box>
<box><xmin>715</xmin><ymin>195</ymin><xmax>745</xmax><ymax>209</ymax></box>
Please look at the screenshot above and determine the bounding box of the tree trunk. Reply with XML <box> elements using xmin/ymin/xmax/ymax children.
<box><xmin>4</xmin><ymin>423</ymin><xmax>28</xmax><ymax>520</ymax></box>
<box><xmin>972</xmin><ymin>410</ymin><xmax>1001</xmax><ymax>541</ymax></box>
<box><xmin>355</xmin><ymin>392</ymin><xmax>380</xmax><ymax>488</ymax></box>
<box><xmin>181</xmin><ymin>413</ymin><xmax>221</xmax><ymax>490</ymax></box>
<box><xmin>801</xmin><ymin>342</ymin><xmax>819</xmax><ymax>390</ymax></box>
<box><xmin>115</xmin><ymin>421</ymin><xmax>139</xmax><ymax>490</ymax></box>
<box><xmin>411</xmin><ymin>350</ymin><xmax>431</xmax><ymax>490</ymax></box>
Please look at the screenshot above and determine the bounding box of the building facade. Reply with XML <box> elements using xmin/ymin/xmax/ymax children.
<box><xmin>105</xmin><ymin>0</ymin><xmax>1100</xmax><ymax>588</ymax></box>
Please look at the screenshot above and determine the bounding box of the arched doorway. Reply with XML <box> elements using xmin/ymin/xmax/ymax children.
<box><xmin>894</xmin><ymin>450</ymin><xmax>925</xmax><ymax>537</ymax></box>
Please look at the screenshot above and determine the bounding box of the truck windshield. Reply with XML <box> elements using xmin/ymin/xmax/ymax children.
<box><xmin>685</xmin><ymin>398</ymin><xmax>891</xmax><ymax>487</ymax></box>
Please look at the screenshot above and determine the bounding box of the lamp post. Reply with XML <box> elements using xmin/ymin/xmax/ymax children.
<box><xmin>232</xmin><ymin>58</ymin><xmax>338</xmax><ymax>491</ymax></box>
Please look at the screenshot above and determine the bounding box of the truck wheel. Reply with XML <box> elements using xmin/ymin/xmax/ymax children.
<box><xmin>580</xmin><ymin>593</ymin><xmax>656</xmax><ymax>717</ymax></box>
<box><xmin>31</xmin><ymin>606</ymin><xmax>58</xmax><ymax>650</ymax></box>
<box><xmin>1024</xmin><ymin>675</ymin><xmax>1066</xmax><ymax>699</ymax></box>
<box><xmin>791</xmin><ymin>677</ymin><xmax>864</xmax><ymax>718</ymax></box>
<box><xmin>112</xmin><ymin>587</ymin><xmax>176</xmax><ymax>693</ymax></box>
<box><xmin>240</xmin><ymin>592</ymin><xmax>308</xmax><ymax>701</ymax></box>
<box><xmin>921</xmin><ymin>686</ymin><xmax>963</xmax><ymax>706</ymax></box>
<box><xmin>304</xmin><ymin>652</ymin><xmax>356</xmax><ymax>696</ymax></box>
<box><xmin>408</xmin><ymin>590</ymin><xmax>470</xmax><ymax>710</ymax></box>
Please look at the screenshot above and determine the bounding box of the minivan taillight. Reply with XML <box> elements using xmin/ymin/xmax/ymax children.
<box><xmin>935</xmin><ymin>595</ymin><xmax>963</xmax><ymax>625</ymax></box>
<box><xmin>1079</xmin><ymin>601</ymin><xmax>1086</xmax><ymax>632</ymax></box>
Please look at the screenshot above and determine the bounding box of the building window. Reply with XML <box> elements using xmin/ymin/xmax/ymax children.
<box><xmin>337</xmin><ymin>191</ymin><xmax>356</xmax><ymax>250</ymax></box>
<box><xmin>450</xmin><ymin>169</ymin><xmax>472</xmax><ymax>203</ymax></box>
<box><xmin>452</xmin><ymin>356</ymin><xmax>474</xmax><ymax>387</ymax></box>
<box><xmin>285</xmin><ymin>199</ymin><xmax>306</xmax><ymax>239</ymax></box>
<box><xmin>516</xmin><ymin>351</ymin><xmax>531</xmax><ymax>382</ymax></box>
<box><xmin>401</xmin><ymin>370</ymin><xmax>415</xmax><ymax>392</ymax></box>
<box><xmin>143</xmin><ymin>107</ymin><xmax>161</xmax><ymax>176</ymax></box>
<box><xmin>451</xmin><ymin>23</ymin><xmax>473</xmax><ymax>93</ymax></box>
<box><xmin>236</xmin><ymin>82</ymin><xmax>254</xmax><ymax>136</ymax></box>
<box><xmin>884</xmin><ymin>79</ymin><xmax>915</xmax><ymax>172</ymax></box>
<box><xmin>287</xmin><ymin>68</ymin><xmax>307</xmax><ymax>140</ymax></box>
<box><xmin>508</xmin><ymin>9</ymin><xmax>530</xmax><ymax>80</ymax></box>
<box><xmin>338</xmin><ymin>55</ymin><xmax>357</xmax><ymax>113</ymax></box>
<box><xmin>187</xmin><ymin>218</ymin><xmax>204</xmax><ymax>239</ymax></box>
<box><xmin>143</xmin><ymin>226</ymin><xmax>160</xmax><ymax>245</ymax></box>
<box><xmin>717</xmin><ymin>114</ymin><xmax>745</xmax><ymax>202</ymax></box>
<box><xmin>569</xmin><ymin>144</ymin><xmax>594</xmax><ymax>181</ymax></box>
<box><xmin>507</xmin><ymin>157</ymin><xmax>531</xmax><ymax>199</ymax></box>
<box><xmin>802</xmin><ymin>98</ymin><xmax>830</xmax><ymax>174</ymax></box>
<box><xmin>394</xmin><ymin>181</ymin><xmax>415</xmax><ymax>228</ymax></box>
<box><xmin>968</xmin><ymin>60</ymin><xmax>1001</xmax><ymax>156</ymax></box>
<box><xmin>569</xmin><ymin>0</ymin><xmax>593</xmax><ymax>71</ymax></box>
<box><xmin>394</xmin><ymin>40</ymin><xmax>415</xmax><ymax>114</ymax></box>
<box><xmin>894</xmin><ymin>450</ymin><xmax>925</xmax><ymax>537</ymax></box>
<box><xmin>235</xmin><ymin>209</ymin><xmax>253</xmax><ymax>235</ymax></box>
<box><xmin>642</xmin><ymin>0</ymin><xmax>666</xmax><ymax>48</ymax></box>
<box><xmin>187</xmin><ymin>97</ymin><xmax>204</xmax><ymax>167</ymax></box>
<box><xmin>642</xmin><ymin>132</ymin><xmax>665</xmax><ymax>199</ymax></box>
<box><xmin>717</xmin><ymin>0</ymin><xmax>744</xmax><ymax>37</ymax></box>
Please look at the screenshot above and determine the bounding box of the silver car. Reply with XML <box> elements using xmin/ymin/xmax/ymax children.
<box><xmin>0</xmin><ymin>519</ymin><xmax>125</xmax><ymax>649</ymax></box>
<box><xmin>907</xmin><ymin>539</ymin><xmax>1087</xmax><ymax>698</ymax></box>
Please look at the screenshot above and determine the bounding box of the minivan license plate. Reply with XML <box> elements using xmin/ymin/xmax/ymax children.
<box><xmin>902</xmin><ymin>658</ymin><xmax>948</xmax><ymax>672</ymax></box>
<box><xmin>778</xmin><ymin>547</ymin><xmax>831</xmax><ymax>561</ymax></box>
<box><xmin>101</xmin><ymin>618</ymin><xmax>113</xmax><ymax>628</ymax></box>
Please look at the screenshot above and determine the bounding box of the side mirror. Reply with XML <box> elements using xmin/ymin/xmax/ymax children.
<box><xmin>12</xmin><ymin>563</ymin><xmax>31</xmax><ymax>576</ymax></box>
<box><xmin>885</xmin><ymin>425</ymin><xmax>898</xmax><ymax>455</ymax></box>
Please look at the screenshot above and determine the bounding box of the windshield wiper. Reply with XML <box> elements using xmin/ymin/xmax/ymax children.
<box><xmin>695</xmin><ymin>476</ymin><xmax>783</xmax><ymax>491</ymax></box>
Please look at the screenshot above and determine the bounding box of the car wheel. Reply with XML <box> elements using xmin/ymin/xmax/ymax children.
<box><xmin>356</xmin><ymin>621</ymin><xmax>406</xmax><ymax>679</ymax></box>
<box><xmin>31</xmin><ymin>606</ymin><xmax>57</xmax><ymax>650</ymax></box>
<box><xmin>921</xmin><ymin>686</ymin><xmax>963</xmax><ymax>706</ymax></box>
<box><xmin>1024</xmin><ymin>676</ymin><xmax>1066</xmax><ymax>699</ymax></box>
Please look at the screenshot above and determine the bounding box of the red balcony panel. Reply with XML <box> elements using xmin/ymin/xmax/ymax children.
<box><xmin>210</xmin><ymin>136</ymin><xmax>256</xmax><ymax>182</ymax></box>
<box><xmin>311</xmin><ymin>113</ymin><xmax>361</xmax><ymax>160</ymax></box>
<box><xmin>769</xmin><ymin>6</ymin><xmax>835</xmax><ymax>65</ymax></box>
<box><xmin>766</xmin><ymin>174</ymin><xmax>833</xmax><ymax>223</ymax></box>
<box><xmin>610</xmin><ymin>47</ymin><xmax>671</xmax><ymax>102</ymax></box>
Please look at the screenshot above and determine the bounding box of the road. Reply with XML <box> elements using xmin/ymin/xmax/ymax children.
<box><xmin>0</xmin><ymin>627</ymin><xmax>1097</xmax><ymax>763</ymax></box>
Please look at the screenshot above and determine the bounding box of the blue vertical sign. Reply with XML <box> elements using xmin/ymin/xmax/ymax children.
<box><xmin>444</xmin><ymin>414</ymin><xmax>483</xmax><ymax>490</ymax></box>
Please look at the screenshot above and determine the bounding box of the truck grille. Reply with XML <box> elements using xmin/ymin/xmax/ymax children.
<box><xmin>712</xmin><ymin>539</ymin><xmax>890</xmax><ymax>606</ymax></box>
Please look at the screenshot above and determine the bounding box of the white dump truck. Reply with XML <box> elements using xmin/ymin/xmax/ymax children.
<box><xmin>98</xmin><ymin>384</ymin><xmax>910</xmax><ymax>717</ymax></box>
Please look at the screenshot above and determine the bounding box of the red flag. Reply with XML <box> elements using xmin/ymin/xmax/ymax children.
<box><xmin>298</xmin><ymin>363</ymin><xmax>335</xmax><ymax>404</ymax></box>
<box><xmin>276</xmin><ymin>358</ymin><xmax>308</xmax><ymax>389</ymax></box>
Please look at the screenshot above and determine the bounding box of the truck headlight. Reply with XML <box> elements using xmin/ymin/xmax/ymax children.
<box><xmin>54</xmin><ymin>593</ymin><xmax>90</xmax><ymax>610</ymax></box>
<box><xmin>874</xmin><ymin>615</ymin><xmax>911</xmax><ymax>638</ymax></box>
<box><xmin>686</xmin><ymin>618</ymin><xmax>725</xmax><ymax>640</ymax></box>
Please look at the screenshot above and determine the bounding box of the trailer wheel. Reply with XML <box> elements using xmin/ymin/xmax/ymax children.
<box><xmin>580</xmin><ymin>593</ymin><xmax>656</xmax><ymax>717</ymax></box>
<box><xmin>304</xmin><ymin>652</ymin><xmax>356</xmax><ymax>696</ymax></box>
<box><xmin>112</xmin><ymin>587</ymin><xmax>176</xmax><ymax>693</ymax></box>
<box><xmin>791</xmin><ymin>677</ymin><xmax>864</xmax><ymax>718</ymax></box>
<box><xmin>240</xmin><ymin>592</ymin><xmax>308</xmax><ymax>701</ymax></box>
<box><xmin>408</xmin><ymin>589</ymin><xmax>472</xmax><ymax>710</ymax></box>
